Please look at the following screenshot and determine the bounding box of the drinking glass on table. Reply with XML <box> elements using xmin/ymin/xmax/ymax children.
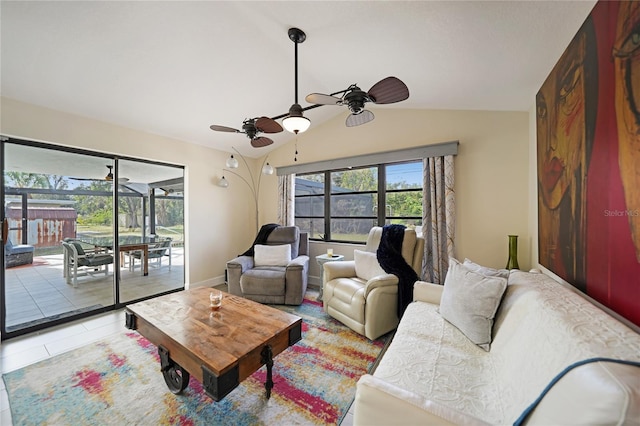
<box><xmin>210</xmin><ymin>289</ymin><xmax>223</xmax><ymax>310</ymax></box>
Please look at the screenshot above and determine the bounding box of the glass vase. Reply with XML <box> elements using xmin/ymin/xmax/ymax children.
<box><xmin>506</xmin><ymin>235</ymin><xmax>519</xmax><ymax>270</ymax></box>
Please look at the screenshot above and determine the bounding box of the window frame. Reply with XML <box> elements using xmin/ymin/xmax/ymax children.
<box><xmin>294</xmin><ymin>160</ymin><xmax>423</xmax><ymax>244</ymax></box>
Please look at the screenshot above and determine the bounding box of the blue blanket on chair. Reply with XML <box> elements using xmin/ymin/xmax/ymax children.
<box><xmin>376</xmin><ymin>224</ymin><xmax>419</xmax><ymax>318</ymax></box>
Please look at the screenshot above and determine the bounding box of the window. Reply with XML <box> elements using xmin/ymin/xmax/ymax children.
<box><xmin>295</xmin><ymin>160</ymin><xmax>423</xmax><ymax>243</ymax></box>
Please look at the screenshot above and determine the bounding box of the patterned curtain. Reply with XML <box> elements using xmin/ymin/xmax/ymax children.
<box><xmin>422</xmin><ymin>155</ymin><xmax>455</xmax><ymax>284</ymax></box>
<box><xmin>277</xmin><ymin>174</ymin><xmax>295</xmax><ymax>226</ymax></box>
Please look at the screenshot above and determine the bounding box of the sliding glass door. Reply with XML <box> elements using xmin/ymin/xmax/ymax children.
<box><xmin>117</xmin><ymin>159</ymin><xmax>184</xmax><ymax>303</ymax></box>
<box><xmin>1</xmin><ymin>138</ymin><xmax>185</xmax><ymax>339</ymax></box>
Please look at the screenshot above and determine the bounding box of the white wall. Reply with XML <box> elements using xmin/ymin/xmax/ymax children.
<box><xmin>258</xmin><ymin>108</ymin><xmax>530</xmax><ymax>280</ymax></box>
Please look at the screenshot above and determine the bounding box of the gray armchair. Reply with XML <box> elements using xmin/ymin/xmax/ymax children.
<box><xmin>226</xmin><ymin>226</ymin><xmax>309</xmax><ymax>305</ymax></box>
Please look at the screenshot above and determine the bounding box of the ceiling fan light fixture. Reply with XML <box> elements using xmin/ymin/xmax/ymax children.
<box><xmin>283</xmin><ymin>103</ymin><xmax>310</xmax><ymax>134</ymax></box>
<box><xmin>281</xmin><ymin>28</ymin><xmax>311</xmax><ymax>135</ymax></box>
<box><xmin>105</xmin><ymin>165</ymin><xmax>114</xmax><ymax>181</ymax></box>
<box><xmin>226</xmin><ymin>155</ymin><xmax>239</xmax><ymax>169</ymax></box>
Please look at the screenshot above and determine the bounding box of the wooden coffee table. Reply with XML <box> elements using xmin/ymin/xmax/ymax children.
<box><xmin>125</xmin><ymin>288</ymin><xmax>302</xmax><ymax>401</ymax></box>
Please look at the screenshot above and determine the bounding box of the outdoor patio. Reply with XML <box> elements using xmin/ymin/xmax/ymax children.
<box><xmin>4</xmin><ymin>248</ymin><xmax>184</xmax><ymax>332</ymax></box>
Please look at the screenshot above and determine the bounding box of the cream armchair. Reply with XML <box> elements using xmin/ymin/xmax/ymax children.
<box><xmin>323</xmin><ymin>227</ymin><xmax>424</xmax><ymax>340</ymax></box>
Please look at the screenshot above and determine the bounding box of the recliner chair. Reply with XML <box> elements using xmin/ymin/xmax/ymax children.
<box><xmin>226</xmin><ymin>226</ymin><xmax>309</xmax><ymax>305</ymax></box>
<box><xmin>323</xmin><ymin>226</ymin><xmax>424</xmax><ymax>340</ymax></box>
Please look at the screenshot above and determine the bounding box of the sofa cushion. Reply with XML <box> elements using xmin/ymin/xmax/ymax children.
<box><xmin>354</xmin><ymin>249</ymin><xmax>386</xmax><ymax>281</ymax></box>
<box><xmin>254</xmin><ymin>244</ymin><xmax>291</xmax><ymax>267</ymax></box>
<box><xmin>515</xmin><ymin>358</ymin><xmax>640</xmax><ymax>426</ymax></box>
<box><xmin>266</xmin><ymin>226</ymin><xmax>300</xmax><ymax>258</ymax></box>
<box><xmin>7</xmin><ymin>243</ymin><xmax>35</xmax><ymax>255</ymax></box>
<box><xmin>372</xmin><ymin>300</ymin><xmax>505</xmax><ymax>424</ymax></box>
<box><xmin>240</xmin><ymin>267</ymin><xmax>286</xmax><ymax>295</ymax></box>
<box><xmin>78</xmin><ymin>254</ymin><xmax>113</xmax><ymax>267</ymax></box>
<box><xmin>439</xmin><ymin>258</ymin><xmax>507</xmax><ymax>351</ymax></box>
<box><xmin>71</xmin><ymin>242</ymin><xmax>86</xmax><ymax>256</ymax></box>
<box><xmin>463</xmin><ymin>258</ymin><xmax>509</xmax><ymax>279</ymax></box>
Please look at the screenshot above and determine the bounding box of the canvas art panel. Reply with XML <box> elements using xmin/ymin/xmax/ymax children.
<box><xmin>537</xmin><ymin>0</ymin><xmax>640</xmax><ymax>326</ymax></box>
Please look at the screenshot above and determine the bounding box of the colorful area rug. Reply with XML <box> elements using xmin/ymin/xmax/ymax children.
<box><xmin>3</xmin><ymin>294</ymin><xmax>387</xmax><ymax>425</ymax></box>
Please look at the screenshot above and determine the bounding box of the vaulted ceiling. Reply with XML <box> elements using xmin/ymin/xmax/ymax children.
<box><xmin>1</xmin><ymin>1</ymin><xmax>596</xmax><ymax>158</ymax></box>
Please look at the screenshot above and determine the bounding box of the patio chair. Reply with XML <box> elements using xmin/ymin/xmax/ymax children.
<box><xmin>128</xmin><ymin>238</ymin><xmax>172</xmax><ymax>271</ymax></box>
<box><xmin>4</xmin><ymin>239</ymin><xmax>35</xmax><ymax>268</ymax></box>
<box><xmin>61</xmin><ymin>241</ymin><xmax>113</xmax><ymax>287</ymax></box>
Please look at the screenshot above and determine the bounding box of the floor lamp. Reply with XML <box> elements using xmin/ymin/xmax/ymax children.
<box><xmin>217</xmin><ymin>147</ymin><xmax>274</xmax><ymax>233</ymax></box>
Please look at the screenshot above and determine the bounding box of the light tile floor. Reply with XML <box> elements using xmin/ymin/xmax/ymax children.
<box><xmin>5</xmin><ymin>249</ymin><xmax>184</xmax><ymax>333</ymax></box>
<box><xmin>0</xmin><ymin>309</ymin><xmax>127</xmax><ymax>425</ymax></box>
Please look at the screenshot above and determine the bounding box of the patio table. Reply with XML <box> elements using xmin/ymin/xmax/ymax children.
<box><xmin>75</xmin><ymin>235</ymin><xmax>169</xmax><ymax>276</ymax></box>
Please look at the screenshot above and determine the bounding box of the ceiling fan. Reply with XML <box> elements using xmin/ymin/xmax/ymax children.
<box><xmin>209</xmin><ymin>116</ymin><xmax>283</xmax><ymax>148</ymax></box>
<box><xmin>70</xmin><ymin>165</ymin><xmax>129</xmax><ymax>184</ymax></box>
<box><xmin>305</xmin><ymin>77</ymin><xmax>410</xmax><ymax>127</ymax></box>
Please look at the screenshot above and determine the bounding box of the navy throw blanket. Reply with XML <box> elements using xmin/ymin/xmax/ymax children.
<box><xmin>241</xmin><ymin>223</ymin><xmax>279</xmax><ymax>257</ymax></box>
<box><xmin>376</xmin><ymin>224</ymin><xmax>419</xmax><ymax>318</ymax></box>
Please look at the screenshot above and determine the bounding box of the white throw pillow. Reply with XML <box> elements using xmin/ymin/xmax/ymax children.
<box><xmin>254</xmin><ymin>244</ymin><xmax>291</xmax><ymax>267</ymax></box>
<box><xmin>354</xmin><ymin>249</ymin><xmax>387</xmax><ymax>281</ymax></box>
<box><xmin>439</xmin><ymin>258</ymin><xmax>507</xmax><ymax>351</ymax></box>
<box><xmin>463</xmin><ymin>258</ymin><xmax>510</xmax><ymax>279</ymax></box>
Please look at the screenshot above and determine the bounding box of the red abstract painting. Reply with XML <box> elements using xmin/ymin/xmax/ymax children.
<box><xmin>537</xmin><ymin>0</ymin><xmax>640</xmax><ymax>327</ymax></box>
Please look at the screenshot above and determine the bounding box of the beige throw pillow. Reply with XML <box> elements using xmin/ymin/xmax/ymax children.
<box><xmin>354</xmin><ymin>249</ymin><xmax>387</xmax><ymax>281</ymax></box>
<box><xmin>463</xmin><ymin>258</ymin><xmax>510</xmax><ymax>279</ymax></box>
<box><xmin>254</xmin><ymin>244</ymin><xmax>291</xmax><ymax>267</ymax></box>
<box><xmin>439</xmin><ymin>258</ymin><xmax>507</xmax><ymax>351</ymax></box>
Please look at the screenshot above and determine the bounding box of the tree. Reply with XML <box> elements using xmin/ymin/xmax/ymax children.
<box><xmin>332</xmin><ymin>168</ymin><xmax>377</xmax><ymax>191</ymax></box>
<box><xmin>4</xmin><ymin>172</ymin><xmax>70</xmax><ymax>199</ymax></box>
<box><xmin>72</xmin><ymin>182</ymin><xmax>113</xmax><ymax>226</ymax></box>
<box><xmin>119</xmin><ymin>194</ymin><xmax>142</xmax><ymax>229</ymax></box>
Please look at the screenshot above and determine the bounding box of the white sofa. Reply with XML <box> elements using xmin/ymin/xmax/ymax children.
<box><xmin>353</xmin><ymin>269</ymin><xmax>640</xmax><ymax>425</ymax></box>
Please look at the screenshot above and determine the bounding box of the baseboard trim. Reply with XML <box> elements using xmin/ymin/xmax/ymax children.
<box><xmin>188</xmin><ymin>275</ymin><xmax>225</xmax><ymax>289</ymax></box>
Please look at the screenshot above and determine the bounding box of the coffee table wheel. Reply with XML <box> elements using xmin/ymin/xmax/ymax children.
<box><xmin>158</xmin><ymin>345</ymin><xmax>190</xmax><ymax>394</ymax></box>
<box><xmin>162</xmin><ymin>363</ymin><xmax>190</xmax><ymax>394</ymax></box>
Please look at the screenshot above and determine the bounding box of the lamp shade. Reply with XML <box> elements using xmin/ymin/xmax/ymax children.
<box><xmin>226</xmin><ymin>155</ymin><xmax>239</xmax><ymax>169</ymax></box>
<box><xmin>283</xmin><ymin>116</ymin><xmax>310</xmax><ymax>134</ymax></box>
<box><xmin>217</xmin><ymin>176</ymin><xmax>229</xmax><ymax>188</ymax></box>
<box><xmin>282</xmin><ymin>103</ymin><xmax>311</xmax><ymax>134</ymax></box>
<box><xmin>262</xmin><ymin>162</ymin><xmax>274</xmax><ymax>175</ymax></box>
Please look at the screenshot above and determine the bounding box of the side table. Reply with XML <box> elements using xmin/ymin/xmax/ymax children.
<box><xmin>315</xmin><ymin>254</ymin><xmax>345</xmax><ymax>301</ymax></box>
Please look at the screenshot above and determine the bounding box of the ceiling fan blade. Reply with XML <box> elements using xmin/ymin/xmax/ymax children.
<box><xmin>346</xmin><ymin>110</ymin><xmax>375</xmax><ymax>127</ymax></box>
<box><xmin>209</xmin><ymin>124</ymin><xmax>241</xmax><ymax>133</ymax></box>
<box><xmin>368</xmin><ymin>77</ymin><xmax>409</xmax><ymax>104</ymax></box>
<box><xmin>69</xmin><ymin>177</ymin><xmax>100</xmax><ymax>181</ymax></box>
<box><xmin>255</xmin><ymin>116</ymin><xmax>283</xmax><ymax>134</ymax></box>
<box><xmin>305</xmin><ymin>93</ymin><xmax>342</xmax><ymax>105</ymax></box>
<box><xmin>251</xmin><ymin>136</ymin><xmax>274</xmax><ymax>148</ymax></box>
